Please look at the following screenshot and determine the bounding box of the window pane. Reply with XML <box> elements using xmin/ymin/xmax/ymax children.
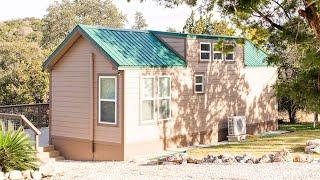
<box><xmin>195</xmin><ymin>85</ymin><xmax>203</xmax><ymax>92</ymax></box>
<box><xmin>100</xmin><ymin>78</ymin><xmax>115</xmax><ymax>100</ymax></box>
<box><xmin>100</xmin><ymin>101</ymin><xmax>115</xmax><ymax>123</ymax></box>
<box><xmin>226</xmin><ymin>53</ymin><xmax>234</xmax><ymax>60</ymax></box>
<box><xmin>201</xmin><ymin>53</ymin><xmax>210</xmax><ymax>60</ymax></box>
<box><xmin>159</xmin><ymin>77</ymin><xmax>170</xmax><ymax>98</ymax></box>
<box><xmin>159</xmin><ymin>99</ymin><xmax>170</xmax><ymax>119</ymax></box>
<box><xmin>201</xmin><ymin>43</ymin><xmax>210</xmax><ymax>51</ymax></box>
<box><xmin>142</xmin><ymin>100</ymin><xmax>154</xmax><ymax>121</ymax></box>
<box><xmin>214</xmin><ymin>53</ymin><xmax>222</xmax><ymax>60</ymax></box>
<box><xmin>195</xmin><ymin>76</ymin><xmax>203</xmax><ymax>83</ymax></box>
<box><xmin>214</xmin><ymin>44</ymin><xmax>222</xmax><ymax>51</ymax></box>
<box><xmin>142</xmin><ymin>78</ymin><xmax>154</xmax><ymax>98</ymax></box>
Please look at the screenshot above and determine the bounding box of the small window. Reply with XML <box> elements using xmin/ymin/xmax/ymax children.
<box><xmin>224</xmin><ymin>43</ymin><xmax>235</xmax><ymax>61</ymax></box>
<box><xmin>200</xmin><ymin>42</ymin><xmax>211</xmax><ymax>61</ymax></box>
<box><xmin>158</xmin><ymin>76</ymin><xmax>171</xmax><ymax>120</ymax></box>
<box><xmin>99</xmin><ymin>76</ymin><xmax>117</xmax><ymax>124</ymax></box>
<box><xmin>213</xmin><ymin>43</ymin><xmax>223</xmax><ymax>61</ymax></box>
<box><xmin>141</xmin><ymin>77</ymin><xmax>155</xmax><ymax>122</ymax></box>
<box><xmin>194</xmin><ymin>74</ymin><xmax>204</xmax><ymax>93</ymax></box>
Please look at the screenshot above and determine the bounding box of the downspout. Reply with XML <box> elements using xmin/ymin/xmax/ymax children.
<box><xmin>89</xmin><ymin>53</ymin><xmax>95</xmax><ymax>160</ymax></box>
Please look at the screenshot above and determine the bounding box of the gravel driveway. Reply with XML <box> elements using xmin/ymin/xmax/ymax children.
<box><xmin>41</xmin><ymin>161</ymin><xmax>320</xmax><ymax>180</ymax></box>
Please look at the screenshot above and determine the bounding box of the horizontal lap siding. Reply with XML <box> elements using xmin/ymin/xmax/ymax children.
<box><xmin>124</xmin><ymin>37</ymin><xmax>276</xmax><ymax>148</ymax></box>
<box><xmin>158</xmin><ymin>36</ymin><xmax>185</xmax><ymax>58</ymax></box>
<box><xmin>51</xmin><ymin>37</ymin><xmax>90</xmax><ymax>140</ymax></box>
<box><xmin>93</xmin><ymin>49</ymin><xmax>122</xmax><ymax>144</ymax></box>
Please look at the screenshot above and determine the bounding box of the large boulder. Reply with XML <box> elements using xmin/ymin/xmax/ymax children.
<box><xmin>259</xmin><ymin>154</ymin><xmax>272</xmax><ymax>163</ymax></box>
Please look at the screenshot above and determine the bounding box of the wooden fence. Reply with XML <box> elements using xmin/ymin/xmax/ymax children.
<box><xmin>0</xmin><ymin>103</ymin><xmax>49</xmax><ymax>128</ymax></box>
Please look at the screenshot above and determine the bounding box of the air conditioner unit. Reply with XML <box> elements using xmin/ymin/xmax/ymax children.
<box><xmin>227</xmin><ymin>116</ymin><xmax>247</xmax><ymax>142</ymax></box>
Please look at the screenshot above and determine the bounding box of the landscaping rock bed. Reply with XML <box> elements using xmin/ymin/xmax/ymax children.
<box><xmin>0</xmin><ymin>169</ymin><xmax>54</xmax><ymax>180</ymax></box>
<box><xmin>305</xmin><ymin>139</ymin><xmax>320</xmax><ymax>154</ymax></box>
<box><xmin>149</xmin><ymin>148</ymin><xmax>317</xmax><ymax>165</ymax></box>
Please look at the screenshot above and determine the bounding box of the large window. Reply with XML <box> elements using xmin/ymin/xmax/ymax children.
<box><xmin>224</xmin><ymin>43</ymin><xmax>235</xmax><ymax>61</ymax></box>
<box><xmin>213</xmin><ymin>43</ymin><xmax>223</xmax><ymax>61</ymax></box>
<box><xmin>200</xmin><ymin>42</ymin><xmax>211</xmax><ymax>61</ymax></box>
<box><xmin>99</xmin><ymin>76</ymin><xmax>117</xmax><ymax>124</ymax></box>
<box><xmin>141</xmin><ymin>77</ymin><xmax>155</xmax><ymax>122</ymax></box>
<box><xmin>194</xmin><ymin>74</ymin><xmax>204</xmax><ymax>93</ymax></box>
<box><xmin>158</xmin><ymin>76</ymin><xmax>171</xmax><ymax>120</ymax></box>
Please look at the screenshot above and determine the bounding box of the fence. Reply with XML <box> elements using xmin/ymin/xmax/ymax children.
<box><xmin>0</xmin><ymin>103</ymin><xmax>49</xmax><ymax>128</ymax></box>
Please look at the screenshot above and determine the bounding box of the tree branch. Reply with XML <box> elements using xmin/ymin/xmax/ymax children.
<box><xmin>254</xmin><ymin>9</ymin><xmax>284</xmax><ymax>31</ymax></box>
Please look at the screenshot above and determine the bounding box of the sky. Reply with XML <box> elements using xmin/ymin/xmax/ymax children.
<box><xmin>0</xmin><ymin>0</ymin><xmax>197</xmax><ymax>31</ymax></box>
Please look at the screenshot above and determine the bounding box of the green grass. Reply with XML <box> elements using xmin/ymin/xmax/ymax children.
<box><xmin>188</xmin><ymin>123</ymin><xmax>320</xmax><ymax>158</ymax></box>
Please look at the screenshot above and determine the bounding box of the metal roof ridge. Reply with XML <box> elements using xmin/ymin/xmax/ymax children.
<box><xmin>78</xmin><ymin>24</ymin><xmax>149</xmax><ymax>33</ymax></box>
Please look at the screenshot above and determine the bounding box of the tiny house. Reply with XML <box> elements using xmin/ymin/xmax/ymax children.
<box><xmin>43</xmin><ymin>25</ymin><xmax>278</xmax><ymax>161</ymax></box>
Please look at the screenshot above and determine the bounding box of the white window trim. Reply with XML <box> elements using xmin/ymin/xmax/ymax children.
<box><xmin>213</xmin><ymin>43</ymin><xmax>223</xmax><ymax>61</ymax></box>
<box><xmin>194</xmin><ymin>74</ymin><xmax>204</xmax><ymax>94</ymax></box>
<box><xmin>224</xmin><ymin>43</ymin><xmax>235</xmax><ymax>61</ymax></box>
<box><xmin>98</xmin><ymin>76</ymin><xmax>117</xmax><ymax>125</ymax></box>
<box><xmin>140</xmin><ymin>76</ymin><xmax>156</xmax><ymax>124</ymax></box>
<box><xmin>158</xmin><ymin>75</ymin><xmax>172</xmax><ymax>121</ymax></box>
<box><xmin>199</xmin><ymin>42</ymin><xmax>211</xmax><ymax>61</ymax></box>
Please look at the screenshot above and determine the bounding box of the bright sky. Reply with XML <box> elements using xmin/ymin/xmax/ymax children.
<box><xmin>0</xmin><ymin>0</ymin><xmax>197</xmax><ymax>31</ymax></box>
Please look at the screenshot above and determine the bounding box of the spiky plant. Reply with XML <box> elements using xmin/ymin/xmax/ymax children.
<box><xmin>0</xmin><ymin>121</ymin><xmax>38</xmax><ymax>172</ymax></box>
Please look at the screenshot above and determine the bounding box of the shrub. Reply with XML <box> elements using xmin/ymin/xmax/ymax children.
<box><xmin>0</xmin><ymin>122</ymin><xmax>38</xmax><ymax>172</ymax></box>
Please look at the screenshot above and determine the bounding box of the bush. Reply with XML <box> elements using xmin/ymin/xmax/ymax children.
<box><xmin>0</xmin><ymin>122</ymin><xmax>38</xmax><ymax>172</ymax></box>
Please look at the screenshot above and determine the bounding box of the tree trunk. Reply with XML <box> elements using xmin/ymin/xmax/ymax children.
<box><xmin>314</xmin><ymin>113</ymin><xmax>319</xmax><ymax>128</ymax></box>
<box><xmin>288</xmin><ymin>108</ymin><xmax>297</xmax><ymax>124</ymax></box>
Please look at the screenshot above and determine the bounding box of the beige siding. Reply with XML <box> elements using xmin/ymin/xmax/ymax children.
<box><xmin>124</xmin><ymin>37</ymin><xmax>277</xmax><ymax>151</ymax></box>
<box><xmin>157</xmin><ymin>35</ymin><xmax>185</xmax><ymax>58</ymax></box>
<box><xmin>51</xmin><ymin>36</ymin><xmax>122</xmax><ymax>144</ymax></box>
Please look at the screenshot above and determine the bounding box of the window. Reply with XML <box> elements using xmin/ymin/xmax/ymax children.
<box><xmin>200</xmin><ymin>42</ymin><xmax>211</xmax><ymax>61</ymax></box>
<box><xmin>224</xmin><ymin>43</ymin><xmax>235</xmax><ymax>61</ymax></box>
<box><xmin>99</xmin><ymin>76</ymin><xmax>117</xmax><ymax>124</ymax></box>
<box><xmin>213</xmin><ymin>43</ymin><xmax>223</xmax><ymax>61</ymax></box>
<box><xmin>194</xmin><ymin>74</ymin><xmax>204</xmax><ymax>93</ymax></box>
<box><xmin>141</xmin><ymin>77</ymin><xmax>155</xmax><ymax>122</ymax></box>
<box><xmin>158</xmin><ymin>76</ymin><xmax>171</xmax><ymax>120</ymax></box>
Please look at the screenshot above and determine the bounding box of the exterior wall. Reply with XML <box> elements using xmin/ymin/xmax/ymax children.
<box><xmin>157</xmin><ymin>35</ymin><xmax>186</xmax><ymax>58</ymax></box>
<box><xmin>123</xmin><ymin>37</ymin><xmax>277</xmax><ymax>158</ymax></box>
<box><xmin>50</xmin><ymin>36</ymin><xmax>124</xmax><ymax>160</ymax></box>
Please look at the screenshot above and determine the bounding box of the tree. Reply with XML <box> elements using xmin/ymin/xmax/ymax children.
<box><xmin>42</xmin><ymin>0</ymin><xmax>126</xmax><ymax>49</ymax></box>
<box><xmin>166</xmin><ymin>27</ymin><xmax>178</xmax><ymax>32</ymax></box>
<box><xmin>0</xmin><ymin>18</ymin><xmax>48</xmax><ymax>105</ymax></box>
<box><xmin>182</xmin><ymin>10</ymin><xmax>235</xmax><ymax>36</ymax></box>
<box><xmin>132</xmin><ymin>11</ymin><xmax>148</xmax><ymax>30</ymax></box>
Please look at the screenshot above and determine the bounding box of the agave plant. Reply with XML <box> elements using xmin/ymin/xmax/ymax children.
<box><xmin>0</xmin><ymin>121</ymin><xmax>38</xmax><ymax>172</ymax></box>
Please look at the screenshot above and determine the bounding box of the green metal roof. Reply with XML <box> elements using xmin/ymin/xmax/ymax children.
<box><xmin>43</xmin><ymin>25</ymin><xmax>187</xmax><ymax>69</ymax></box>
<box><xmin>244</xmin><ymin>40</ymin><xmax>267</xmax><ymax>67</ymax></box>
<box><xmin>43</xmin><ymin>24</ymin><xmax>268</xmax><ymax>69</ymax></box>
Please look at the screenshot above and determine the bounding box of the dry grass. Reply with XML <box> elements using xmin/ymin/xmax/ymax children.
<box><xmin>188</xmin><ymin>123</ymin><xmax>320</xmax><ymax>158</ymax></box>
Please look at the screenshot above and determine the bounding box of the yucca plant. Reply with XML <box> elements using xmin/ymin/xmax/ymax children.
<box><xmin>0</xmin><ymin>121</ymin><xmax>38</xmax><ymax>172</ymax></box>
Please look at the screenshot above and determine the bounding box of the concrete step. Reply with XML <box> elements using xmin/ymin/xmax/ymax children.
<box><xmin>40</xmin><ymin>156</ymin><xmax>65</xmax><ymax>163</ymax></box>
<box><xmin>38</xmin><ymin>145</ymin><xmax>55</xmax><ymax>152</ymax></box>
<box><xmin>37</xmin><ymin>150</ymin><xmax>60</xmax><ymax>159</ymax></box>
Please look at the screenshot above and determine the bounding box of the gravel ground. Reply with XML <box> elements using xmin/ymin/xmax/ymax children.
<box><xmin>41</xmin><ymin>161</ymin><xmax>320</xmax><ymax>180</ymax></box>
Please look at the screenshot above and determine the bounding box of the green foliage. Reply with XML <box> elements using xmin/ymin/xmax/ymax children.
<box><xmin>0</xmin><ymin>123</ymin><xmax>38</xmax><ymax>172</ymax></box>
<box><xmin>183</xmin><ymin>11</ymin><xmax>235</xmax><ymax>36</ymax></box>
<box><xmin>0</xmin><ymin>19</ymin><xmax>49</xmax><ymax>106</ymax></box>
<box><xmin>132</xmin><ymin>11</ymin><xmax>148</xmax><ymax>30</ymax></box>
<box><xmin>42</xmin><ymin>0</ymin><xmax>127</xmax><ymax>49</ymax></box>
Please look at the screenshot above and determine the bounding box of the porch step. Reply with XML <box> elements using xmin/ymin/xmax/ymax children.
<box><xmin>37</xmin><ymin>145</ymin><xmax>65</xmax><ymax>163</ymax></box>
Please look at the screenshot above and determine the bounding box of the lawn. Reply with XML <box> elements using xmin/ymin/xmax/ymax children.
<box><xmin>188</xmin><ymin>123</ymin><xmax>320</xmax><ymax>158</ymax></box>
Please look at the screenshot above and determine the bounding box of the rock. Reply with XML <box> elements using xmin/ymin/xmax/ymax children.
<box><xmin>306</xmin><ymin>139</ymin><xmax>320</xmax><ymax>146</ymax></box>
<box><xmin>8</xmin><ymin>170</ymin><xmax>23</xmax><ymax>180</ymax></box>
<box><xmin>221</xmin><ymin>155</ymin><xmax>237</xmax><ymax>164</ymax></box>
<box><xmin>22</xmin><ymin>170</ymin><xmax>31</xmax><ymax>179</ymax></box>
<box><xmin>235</xmin><ymin>155</ymin><xmax>243</xmax><ymax>163</ymax></box>
<box><xmin>203</xmin><ymin>154</ymin><xmax>217</xmax><ymax>163</ymax></box>
<box><xmin>311</xmin><ymin>158</ymin><xmax>320</xmax><ymax>163</ymax></box>
<box><xmin>305</xmin><ymin>145</ymin><xmax>320</xmax><ymax>154</ymax></box>
<box><xmin>272</xmin><ymin>149</ymin><xmax>293</xmax><ymax>162</ymax></box>
<box><xmin>246</xmin><ymin>159</ymin><xmax>254</xmax><ymax>164</ymax></box>
<box><xmin>293</xmin><ymin>154</ymin><xmax>313</xmax><ymax>163</ymax></box>
<box><xmin>31</xmin><ymin>171</ymin><xmax>42</xmax><ymax>180</ymax></box>
<box><xmin>259</xmin><ymin>154</ymin><xmax>272</xmax><ymax>163</ymax></box>
<box><xmin>0</xmin><ymin>172</ymin><xmax>4</xmax><ymax>180</ymax></box>
<box><xmin>213</xmin><ymin>158</ymin><xmax>223</xmax><ymax>164</ymax></box>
